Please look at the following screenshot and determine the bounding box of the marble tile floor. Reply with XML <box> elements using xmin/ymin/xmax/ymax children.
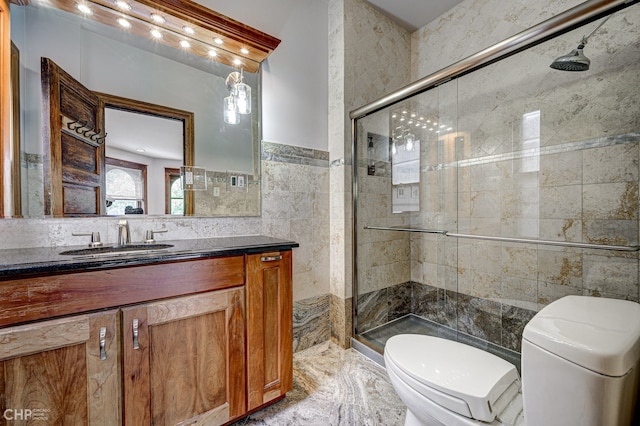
<box><xmin>232</xmin><ymin>341</ymin><xmax>406</xmax><ymax>426</ymax></box>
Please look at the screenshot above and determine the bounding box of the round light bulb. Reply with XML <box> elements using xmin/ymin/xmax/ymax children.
<box><xmin>117</xmin><ymin>18</ymin><xmax>131</xmax><ymax>28</ymax></box>
<box><xmin>115</xmin><ymin>1</ymin><xmax>131</xmax><ymax>11</ymax></box>
<box><xmin>150</xmin><ymin>14</ymin><xmax>165</xmax><ymax>24</ymax></box>
<box><xmin>77</xmin><ymin>4</ymin><xmax>92</xmax><ymax>14</ymax></box>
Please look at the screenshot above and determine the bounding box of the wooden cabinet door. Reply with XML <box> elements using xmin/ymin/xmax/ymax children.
<box><xmin>246</xmin><ymin>251</ymin><xmax>293</xmax><ymax>411</ymax></box>
<box><xmin>122</xmin><ymin>287</ymin><xmax>246</xmax><ymax>426</ymax></box>
<box><xmin>0</xmin><ymin>310</ymin><xmax>121</xmax><ymax>425</ymax></box>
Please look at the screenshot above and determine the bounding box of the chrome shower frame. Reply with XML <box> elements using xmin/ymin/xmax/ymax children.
<box><xmin>350</xmin><ymin>0</ymin><xmax>639</xmax><ymax>352</ymax></box>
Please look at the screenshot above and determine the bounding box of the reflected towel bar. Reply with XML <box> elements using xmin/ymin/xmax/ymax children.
<box><xmin>365</xmin><ymin>226</ymin><xmax>639</xmax><ymax>251</ymax></box>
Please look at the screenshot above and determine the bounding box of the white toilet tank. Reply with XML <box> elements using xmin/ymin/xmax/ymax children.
<box><xmin>521</xmin><ymin>296</ymin><xmax>640</xmax><ymax>426</ymax></box>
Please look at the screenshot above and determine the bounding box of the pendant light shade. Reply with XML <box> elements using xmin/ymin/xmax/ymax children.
<box><xmin>223</xmin><ymin>95</ymin><xmax>239</xmax><ymax>124</ymax></box>
<box><xmin>235</xmin><ymin>81</ymin><xmax>251</xmax><ymax>115</ymax></box>
<box><xmin>224</xmin><ymin>70</ymin><xmax>251</xmax><ymax>123</ymax></box>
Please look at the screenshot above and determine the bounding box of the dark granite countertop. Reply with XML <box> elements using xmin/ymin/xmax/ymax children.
<box><xmin>0</xmin><ymin>235</ymin><xmax>299</xmax><ymax>278</ymax></box>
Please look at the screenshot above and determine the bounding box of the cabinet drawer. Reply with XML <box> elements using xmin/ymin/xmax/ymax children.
<box><xmin>0</xmin><ymin>256</ymin><xmax>245</xmax><ymax>327</ymax></box>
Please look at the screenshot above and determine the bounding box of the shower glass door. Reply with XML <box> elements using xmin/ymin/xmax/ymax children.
<box><xmin>353</xmin><ymin>81</ymin><xmax>460</xmax><ymax>349</ymax></box>
<box><xmin>353</xmin><ymin>2</ymin><xmax>639</xmax><ymax>365</ymax></box>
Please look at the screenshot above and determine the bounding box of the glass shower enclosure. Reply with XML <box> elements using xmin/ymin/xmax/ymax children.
<box><xmin>352</xmin><ymin>0</ymin><xmax>640</xmax><ymax>367</ymax></box>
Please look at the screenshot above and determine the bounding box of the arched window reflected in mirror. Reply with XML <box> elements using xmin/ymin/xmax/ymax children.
<box><xmin>105</xmin><ymin>158</ymin><xmax>147</xmax><ymax>215</ymax></box>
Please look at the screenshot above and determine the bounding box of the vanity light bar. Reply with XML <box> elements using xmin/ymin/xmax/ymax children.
<box><xmin>38</xmin><ymin>0</ymin><xmax>273</xmax><ymax>72</ymax></box>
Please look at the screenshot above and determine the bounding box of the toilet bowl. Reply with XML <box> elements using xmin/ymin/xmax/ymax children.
<box><xmin>384</xmin><ymin>296</ymin><xmax>640</xmax><ymax>426</ymax></box>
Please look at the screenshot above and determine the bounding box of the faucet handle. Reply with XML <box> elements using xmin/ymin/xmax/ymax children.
<box><xmin>144</xmin><ymin>229</ymin><xmax>167</xmax><ymax>244</ymax></box>
<box><xmin>72</xmin><ymin>232</ymin><xmax>103</xmax><ymax>247</ymax></box>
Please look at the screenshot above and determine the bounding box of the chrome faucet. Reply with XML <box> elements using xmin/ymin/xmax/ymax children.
<box><xmin>117</xmin><ymin>220</ymin><xmax>131</xmax><ymax>246</ymax></box>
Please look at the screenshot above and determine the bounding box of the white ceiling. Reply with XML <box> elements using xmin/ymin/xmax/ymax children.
<box><xmin>364</xmin><ymin>0</ymin><xmax>465</xmax><ymax>32</ymax></box>
<box><xmin>200</xmin><ymin>0</ymin><xmax>466</xmax><ymax>37</ymax></box>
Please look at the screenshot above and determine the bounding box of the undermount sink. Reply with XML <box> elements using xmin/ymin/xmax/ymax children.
<box><xmin>59</xmin><ymin>244</ymin><xmax>174</xmax><ymax>256</ymax></box>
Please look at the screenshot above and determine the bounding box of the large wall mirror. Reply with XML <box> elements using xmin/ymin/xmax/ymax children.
<box><xmin>6</xmin><ymin>0</ymin><xmax>279</xmax><ymax>218</ymax></box>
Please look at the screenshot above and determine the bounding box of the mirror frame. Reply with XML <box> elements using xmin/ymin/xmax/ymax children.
<box><xmin>1</xmin><ymin>0</ymin><xmax>281</xmax><ymax>218</ymax></box>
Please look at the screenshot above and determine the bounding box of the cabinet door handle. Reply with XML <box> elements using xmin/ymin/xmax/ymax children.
<box><xmin>261</xmin><ymin>255</ymin><xmax>282</xmax><ymax>262</ymax></box>
<box><xmin>132</xmin><ymin>319</ymin><xmax>139</xmax><ymax>350</ymax></box>
<box><xmin>99</xmin><ymin>327</ymin><xmax>107</xmax><ymax>360</ymax></box>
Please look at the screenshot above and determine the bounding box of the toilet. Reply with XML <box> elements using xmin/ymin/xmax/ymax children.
<box><xmin>384</xmin><ymin>296</ymin><xmax>640</xmax><ymax>426</ymax></box>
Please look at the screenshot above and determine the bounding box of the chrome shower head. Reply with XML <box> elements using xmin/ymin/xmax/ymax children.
<box><xmin>550</xmin><ymin>15</ymin><xmax>611</xmax><ymax>72</ymax></box>
<box><xmin>549</xmin><ymin>43</ymin><xmax>591</xmax><ymax>71</ymax></box>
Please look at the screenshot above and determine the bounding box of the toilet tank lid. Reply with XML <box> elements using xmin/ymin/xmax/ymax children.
<box><xmin>523</xmin><ymin>296</ymin><xmax>640</xmax><ymax>377</ymax></box>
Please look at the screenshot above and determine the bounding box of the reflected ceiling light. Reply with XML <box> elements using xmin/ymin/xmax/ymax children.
<box><xmin>214</xmin><ymin>38</ymin><xmax>224</xmax><ymax>45</ymax></box>
<box><xmin>233</xmin><ymin>58</ymin><xmax>242</xmax><ymax>66</ymax></box>
<box><xmin>391</xmin><ymin>113</ymin><xmax>397</xmax><ymax>118</ymax></box>
<box><xmin>117</xmin><ymin>18</ymin><xmax>131</xmax><ymax>28</ymax></box>
<box><xmin>447</xmin><ymin>127</ymin><xmax>453</xmax><ymax>131</ymax></box>
<box><xmin>183</xmin><ymin>26</ymin><xmax>195</xmax><ymax>35</ymax></box>
<box><xmin>224</xmin><ymin>69</ymin><xmax>251</xmax><ymax>124</ymax></box>
<box><xmin>150</xmin><ymin>29</ymin><xmax>162</xmax><ymax>39</ymax></box>
<box><xmin>208</xmin><ymin>49</ymin><xmax>217</xmax><ymax>57</ymax></box>
<box><xmin>77</xmin><ymin>4</ymin><xmax>92</xmax><ymax>14</ymax></box>
<box><xmin>402</xmin><ymin>110</ymin><xmax>407</xmax><ymax>114</ymax></box>
<box><xmin>150</xmin><ymin>13</ymin><xmax>166</xmax><ymax>24</ymax></box>
<box><xmin>180</xmin><ymin>40</ymin><xmax>191</xmax><ymax>48</ymax></box>
<box><xmin>240</xmin><ymin>47</ymin><xmax>250</xmax><ymax>54</ymax></box>
<box><xmin>136</xmin><ymin>148</ymin><xmax>146</xmax><ymax>153</ymax></box>
<box><xmin>115</xmin><ymin>1</ymin><xmax>131</xmax><ymax>11</ymax></box>
<box><xmin>400</xmin><ymin>117</ymin><xmax>405</xmax><ymax>122</ymax></box>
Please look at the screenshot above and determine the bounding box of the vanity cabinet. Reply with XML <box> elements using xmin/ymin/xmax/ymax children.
<box><xmin>246</xmin><ymin>251</ymin><xmax>293</xmax><ymax>411</ymax></box>
<box><xmin>122</xmin><ymin>287</ymin><xmax>246</xmax><ymax>426</ymax></box>
<box><xmin>0</xmin><ymin>246</ymin><xmax>295</xmax><ymax>425</ymax></box>
<box><xmin>0</xmin><ymin>309</ymin><xmax>121</xmax><ymax>425</ymax></box>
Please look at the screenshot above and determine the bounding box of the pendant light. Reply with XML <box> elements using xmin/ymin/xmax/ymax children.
<box><xmin>223</xmin><ymin>94</ymin><xmax>239</xmax><ymax>124</ymax></box>
<box><xmin>224</xmin><ymin>70</ymin><xmax>251</xmax><ymax>124</ymax></box>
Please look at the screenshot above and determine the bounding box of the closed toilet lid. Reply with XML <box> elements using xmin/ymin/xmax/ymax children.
<box><xmin>385</xmin><ymin>334</ymin><xmax>520</xmax><ymax>423</ymax></box>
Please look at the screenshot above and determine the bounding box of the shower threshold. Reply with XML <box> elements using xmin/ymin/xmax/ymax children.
<box><xmin>357</xmin><ymin>314</ymin><xmax>521</xmax><ymax>373</ymax></box>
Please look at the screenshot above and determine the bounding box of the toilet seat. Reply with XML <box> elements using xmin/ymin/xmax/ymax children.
<box><xmin>384</xmin><ymin>335</ymin><xmax>520</xmax><ymax>423</ymax></box>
